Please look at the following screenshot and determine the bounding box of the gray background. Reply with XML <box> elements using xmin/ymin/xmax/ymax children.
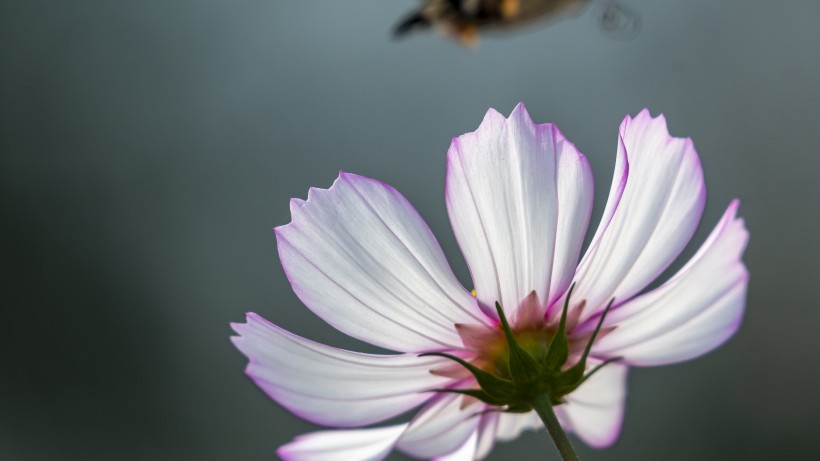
<box><xmin>2</xmin><ymin>1</ymin><xmax>819</xmax><ymax>460</ymax></box>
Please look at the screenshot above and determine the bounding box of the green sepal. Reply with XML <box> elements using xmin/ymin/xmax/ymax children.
<box><xmin>555</xmin><ymin>297</ymin><xmax>616</xmax><ymax>392</ymax></box>
<box><xmin>471</xmin><ymin>407</ymin><xmax>509</xmax><ymax>417</ymax></box>
<box><xmin>544</xmin><ymin>282</ymin><xmax>575</xmax><ymax>371</ymax></box>
<box><xmin>427</xmin><ymin>388</ymin><xmax>509</xmax><ymax>406</ymax></box>
<box><xmin>553</xmin><ymin>365</ymin><xmax>584</xmax><ymax>393</ymax></box>
<box><xmin>553</xmin><ymin>356</ymin><xmax>622</xmax><ymax>397</ymax></box>
<box><xmin>419</xmin><ymin>352</ymin><xmax>518</xmax><ymax>400</ymax></box>
<box><xmin>580</xmin><ymin>356</ymin><xmax>622</xmax><ymax>383</ymax></box>
<box><xmin>423</xmin><ymin>290</ymin><xmax>620</xmax><ymax>417</ymax></box>
<box><xmin>495</xmin><ymin>302</ymin><xmax>539</xmax><ymax>383</ymax></box>
<box><xmin>580</xmin><ymin>297</ymin><xmax>615</xmax><ymax>364</ymax></box>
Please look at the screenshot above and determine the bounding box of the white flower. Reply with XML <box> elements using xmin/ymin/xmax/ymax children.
<box><xmin>232</xmin><ymin>104</ymin><xmax>749</xmax><ymax>461</ymax></box>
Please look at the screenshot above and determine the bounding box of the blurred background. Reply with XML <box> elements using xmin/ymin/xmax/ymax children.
<box><xmin>2</xmin><ymin>1</ymin><xmax>819</xmax><ymax>460</ymax></box>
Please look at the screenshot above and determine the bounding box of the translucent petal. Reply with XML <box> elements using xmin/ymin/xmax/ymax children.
<box><xmin>593</xmin><ymin>201</ymin><xmax>749</xmax><ymax>365</ymax></box>
<box><xmin>433</xmin><ymin>430</ymin><xmax>478</xmax><ymax>461</ymax></box>
<box><xmin>573</xmin><ymin>110</ymin><xmax>706</xmax><ymax>321</ymax></box>
<box><xmin>397</xmin><ymin>392</ymin><xmax>483</xmax><ymax>458</ymax></box>
<box><xmin>446</xmin><ymin>104</ymin><xmax>593</xmax><ymax>318</ymax></box>
<box><xmin>231</xmin><ymin>313</ymin><xmax>450</xmax><ymax>427</ymax></box>
<box><xmin>277</xmin><ymin>172</ymin><xmax>487</xmax><ymax>352</ymax></box>
<box><xmin>277</xmin><ymin>424</ymin><xmax>407</xmax><ymax>461</ymax></box>
<box><xmin>474</xmin><ymin>412</ymin><xmax>500</xmax><ymax>460</ymax></box>
<box><xmin>494</xmin><ymin>411</ymin><xmax>542</xmax><ymax>442</ymax></box>
<box><xmin>560</xmin><ymin>361</ymin><xmax>628</xmax><ymax>448</ymax></box>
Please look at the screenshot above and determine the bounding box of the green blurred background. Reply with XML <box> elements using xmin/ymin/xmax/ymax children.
<box><xmin>2</xmin><ymin>1</ymin><xmax>819</xmax><ymax>460</ymax></box>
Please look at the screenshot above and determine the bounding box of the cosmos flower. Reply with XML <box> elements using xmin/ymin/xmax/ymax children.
<box><xmin>231</xmin><ymin>104</ymin><xmax>749</xmax><ymax>461</ymax></box>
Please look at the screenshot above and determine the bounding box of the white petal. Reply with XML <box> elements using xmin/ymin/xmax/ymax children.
<box><xmin>494</xmin><ymin>411</ymin><xmax>542</xmax><ymax>442</ymax></box>
<box><xmin>560</xmin><ymin>361</ymin><xmax>628</xmax><ymax>448</ymax></box>
<box><xmin>277</xmin><ymin>424</ymin><xmax>407</xmax><ymax>461</ymax></box>
<box><xmin>474</xmin><ymin>413</ymin><xmax>500</xmax><ymax>460</ymax></box>
<box><xmin>276</xmin><ymin>172</ymin><xmax>487</xmax><ymax>353</ymax></box>
<box><xmin>593</xmin><ymin>201</ymin><xmax>749</xmax><ymax>365</ymax></box>
<box><xmin>397</xmin><ymin>392</ymin><xmax>483</xmax><ymax>458</ymax></box>
<box><xmin>446</xmin><ymin>104</ymin><xmax>594</xmax><ymax>318</ymax></box>
<box><xmin>433</xmin><ymin>430</ymin><xmax>478</xmax><ymax>461</ymax></box>
<box><xmin>231</xmin><ymin>313</ymin><xmax>451</xmax><ymax>427</ymax></box>
<box><xmin>573</xmin><ymin>110</ymin><xmax>706</xmax><ymax>320</ymax></box>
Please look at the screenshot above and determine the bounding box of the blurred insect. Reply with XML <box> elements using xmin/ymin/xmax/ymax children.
<box><xmin>394</xmin><ymin>0</ymin><xmax>640</xmax><ymax>46</ymax></box>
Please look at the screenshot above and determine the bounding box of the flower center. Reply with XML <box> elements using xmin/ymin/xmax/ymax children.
<box><xmin>476</xmin><ymin>326</ymin><xmax>553</xmax><ymax>378</ymax></box>
<box><xmin>422</xmin><ymin>284</ymin><xmax>619</xmax><ymax>411</ymax></box>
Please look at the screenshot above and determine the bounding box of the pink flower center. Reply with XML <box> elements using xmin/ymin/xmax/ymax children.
<box><xmin>422</xmin><ymin>285</ymin><xmax>619</xmax><ymax>410</ymax></box>
<box><xmin>434</xmin><ymin>295</ymin><xmax>593</xmax><ymax>377</ymax></box>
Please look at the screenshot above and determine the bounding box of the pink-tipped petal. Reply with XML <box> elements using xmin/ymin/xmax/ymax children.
<box><xmin>573</xmin><ymin>110</ymin><xmax>706</xmax><ymax>320</ymax></box>
<box><xmin>446</xmin><ymin>104</ymin><xmax>594</xmax><ymax>318</ymax></box>
<box><xmin>592</xmin><ymin>201</ymin><xmax>749</xmax><ymax>365</ymax></box>
<box><xmin>560</xmin><ymin>360</ymin><xmax>628</xmax><ymax>448</ymax></box>
<box><xmin>231</xmin><ymin>313</ymin><xmax>450</xmax><ymax>427</ymax></box>
<box><xmin>397</xmin><ymin>392</ymin><xmax>484</xmax><ymax>458</ymax></box>
<box><xmin>277</xmin><ymin>424</ymin><xmax>408</xmax><ymax>461</ymax></box>
<box><xmin>276</xmin><ymin>172</ymin><xmax>487</xmax><ymax>353</ymax></box>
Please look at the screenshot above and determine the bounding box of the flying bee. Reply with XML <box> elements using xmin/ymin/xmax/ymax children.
<box><xmin>394</xmin><ymin>0</ymin><xmax>639</xmax><ymax>46</ymax></box>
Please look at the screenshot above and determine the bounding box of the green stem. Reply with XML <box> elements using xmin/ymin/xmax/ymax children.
<box><xmin>532</xmin><ymin>393</ymin><xmax>580</xmax><ymax>461</ymax></box>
